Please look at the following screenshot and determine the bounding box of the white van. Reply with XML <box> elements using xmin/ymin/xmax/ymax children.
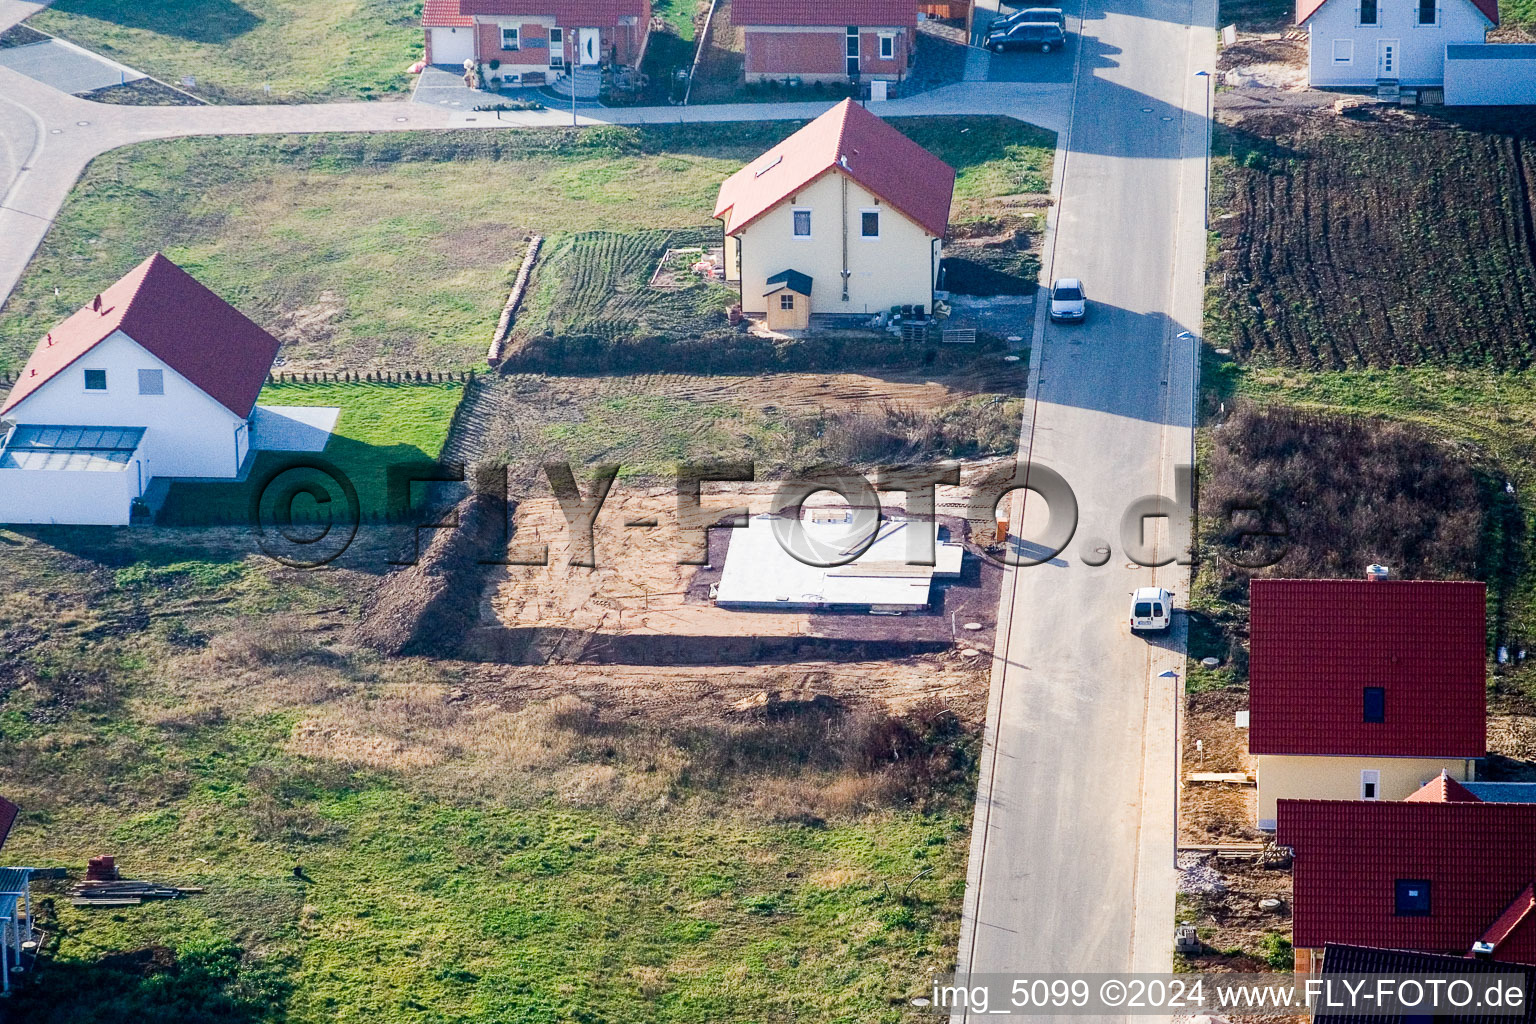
<box><xmin>1129</xmin><ymin>587</ymin><xmax>1173</xmax><ymax>633</ymax></box>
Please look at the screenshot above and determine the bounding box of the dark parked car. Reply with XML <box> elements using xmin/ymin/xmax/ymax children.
<box><xmin>984</xmin><ymin>21</ymin><xmax>1066</xmax><ymax>53</ymax></box>
<box><xmin>992</xmin><ymin>5</ymin><xmax>1066</xmax><ymax>30</ymax></box>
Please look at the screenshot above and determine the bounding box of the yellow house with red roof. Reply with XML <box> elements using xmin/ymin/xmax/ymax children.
<box><xmin>713</xmin><ymin>100</ymin><xmax>955</xmax><ymax>324</ymax></box>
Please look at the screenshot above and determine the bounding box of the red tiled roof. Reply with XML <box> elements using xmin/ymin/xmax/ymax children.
<box><xmin>423</xmin><ymin>0</ymin><xmax>474</xmax><ymax>26</ymax></box>
<box><xmin>0</xmin><ymin>796</ymin><xmax>15</xmax><ymax>852</ymax></box>
<box><xmin>1406</xmin><ymin>772</ymin><xmax>1483</xmax><ymax>803</ymax></box>
<box><xmin>733</xmin><ymin>0</ymin><xmax>915</xmax><ymax>27</ymax></box>
<box><xmin>460</xmin><ymin>0</ymin><xmax>649</xmax><ymax>20</ymax></box>
<box><xmin>0</xmin><ymin>254</ymin><xmax>281</xmax><ymax>419</ymax></box>
<box><xmin>1297</xmin><ymin>0</ymin><xmax>1496</xmax><ymax>26</ymax></box>
<box><xmin>1278</xmin><ymin>799</ymin><xmax>1536</xmax><ymax>962</ymax></box>
<box><xmin>1249</xmin><ymin>578</ymin><xmax>1486</xmax><ymax>758</ymax></box>
<box><xmin>713</xmin><ymin>99</ymin><xmax>954</xmax><ymax>238</ymax></box>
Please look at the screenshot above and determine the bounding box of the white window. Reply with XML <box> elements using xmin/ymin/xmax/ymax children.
<box><xmin>792</xmin><ymin>208</ymin><xmax>811</xmax><ymax>238</ymax></box>
<box><xmin>779</xmin><ymin>293</ymin><xmax>795</xmax><ymax>310</ymax></box>
<box><xmin>137</xmin><ymin>369</ymin><xmax>164</xmax><ymax>395</ymax></box>
<box><xmin>860</xmin><ymin>209</ymin><xmax>880</xmax><ymax>239</ymax></box>
<box><xmin>549</xmin><ymin>27</ymin><xmax>564</xmax><ymax>66</ymax></box>
<box><xmin>1361</xmin><ymin>769</ymin><xmax>1381</xmax><ymax>800</ymax></box>
<box><xmin>1359</xmin><ymin>0</ymin><xmax>1377</xmax><ymax>23</ymax></box>
<box><xmin>879</xmin><ymin>33</ymin><xmax>895</xmax><ymax>59</ymax></box>
<box><xmin>1417</xmin><ymin>0</ymin><xmax>1437</xmax><ymax>24</ymax></box>
<box><xmin>1333</xmin><ymin>39</ymin><xmax>1353</xmax><ymax>63</ymax></box>
<box><xmin>501</xmin><ymin>25</ymin><xmax>520</xmax><ymax>50</ymax></box>
<box><xmin>84</xmin><ymin>368</ymin><xmax>106</xmax><ymax>391</ymax></box>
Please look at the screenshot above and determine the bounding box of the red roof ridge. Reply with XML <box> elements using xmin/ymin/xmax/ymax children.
<box><xmin>1478</xmin><ymin>883</ymin><xmax>1536</xmax><ymax>953</ymax></box>
<box><xmin>1406</xmin><ymin>771</ymin><xmax>1483</xmax><ymax>803</ymax></box>
<box><xmin>714</xmin><ymin>100</ymin><xmax>954</xmax><ymax>239</ymax></box>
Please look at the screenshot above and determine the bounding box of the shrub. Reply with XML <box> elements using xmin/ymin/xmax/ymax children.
<box><xmin>1202</xmin><ymin>403</ymin><xmax>1485</xmax><ymax>607</ymax></box>
<box><xmin>1260</xmin><ymin>932</ymin><xmax>1293</xmax><ymax>972</ymax></box>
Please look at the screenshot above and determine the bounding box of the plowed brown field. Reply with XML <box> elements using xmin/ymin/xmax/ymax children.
<box><xmin>1210</xmin><ymin>108</ymin><xmax>1536</xmax><ymax>369</ymax></box>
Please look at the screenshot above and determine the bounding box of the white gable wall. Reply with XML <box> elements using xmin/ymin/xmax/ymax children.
<box><xmin>733</xmin><ymin>169</ymin><xmax>941</xmax><ymax>317</ymax></box>
<box><xmin>1307</xmin><ymin>0</ymin><xmax>1490</xmax><ymax>86</ymax></box>
<box><xmin>6</xmin><ymin>331</ymin><xmax>249</xmax><ymax>480</ymax></box>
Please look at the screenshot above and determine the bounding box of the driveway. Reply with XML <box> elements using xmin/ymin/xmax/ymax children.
<box><xmin>952</xmin><ymin>0</ymin><xmax>1213</xmax><ymax>1011</ymax></box>
<box><xmin>970</xmin><ymin>6</ymin><xmax>1081</xmax><ymax>83</ymax></box>
<box><xmin>0</xmin><ymin>37</ymin><xmax>144</xmax><ymax>94</ymax></box>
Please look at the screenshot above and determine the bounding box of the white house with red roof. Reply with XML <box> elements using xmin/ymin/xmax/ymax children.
<box><xmin>1278</xmin><ymin>779</ymin><xmax>1536</xmax><ymax>973</ymax></box>
<box><xmin>0</xmin><ymin>253</ymin><xmax>281</xmax><ymax>526</ymax></box>
<box><xmin>733</xmin><ymin>0</ymin><xmax>916</xmax><ymax>85</ymax></box>
<box><xmin>1249</xmin><ymin>575</ymin><xmax>1487</xmax><ymax>830</ymax></box>
<box><xmin>713</xmin><ymin>100</ymin><xmax>954</xmax><ymax>322</ymax></box>
<box><xmin>422</xmin><ymin>0</ymin><xmax>651</xmax><ymax>78</ymax></box>
<box><xmin>1297</xmin><ymin>0</ymin><xmax>1495</xmax><ymax>88</ymax></box>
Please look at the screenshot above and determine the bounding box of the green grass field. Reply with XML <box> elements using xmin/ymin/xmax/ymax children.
<box><xmin>1498</xmin><ymin>0</ymin><xmax>1536</xmax><ymax>35</ymax></box>
<box><xmin>26</xmin><ymin>0</ymin><xmax>422</xmax><ymax>103</ymax></box>
<box><xmin>156</xmin><ymin>380</ymin><xmax>464</xmax><ymax>524</ymax></box>
<box><xmin>0</xmin><ymin>120</ymin><xmax>1054</xmax><ymax>375</ymax></box>
<box><xmin>0</xmin><ymin>525</ymin><xmax>975</xmax><ymax>1023</ymax></box>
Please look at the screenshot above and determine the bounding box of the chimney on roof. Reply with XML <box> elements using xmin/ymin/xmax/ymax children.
<box><xmin>92</xmin><ymin>294</ymin><xmax>103</xmax><ymax>313</ymax></box>
<box><xmin>1366</xmin><ymin>564</ymin><xmax>1390</xmax><ymax>582</ymax></box>
<box><xmin>1471</xmin><ymin>941</ymin><xmax>1496</xmax><ymax>960</ymax></box>
<box><xmin>45</xmin><ymin>333</ymin><xmax>52</xmax><ymax>346</ymax></box>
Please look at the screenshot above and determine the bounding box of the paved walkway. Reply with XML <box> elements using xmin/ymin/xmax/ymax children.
<box><xmin>0</xmin><ymin>0</ymin><xmax>51</xmax><ymax>34</ymax></box>
<box><xmin>0</xmin><ymin>54</ymin><xmax>1070</xmax><ymax>310</ymax></box>
<box><xmin>0</xmin><ymin>36</ymin><xmax>145</xmax><ymax>94</ymax></box>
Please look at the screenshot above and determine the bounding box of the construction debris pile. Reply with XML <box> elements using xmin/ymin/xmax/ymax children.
<box><xmin>70</xmin><ymin>856</ymin><xmax>203</xmax><ymax>908</ymax></box>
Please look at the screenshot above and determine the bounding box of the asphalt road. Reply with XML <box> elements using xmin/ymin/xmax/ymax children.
<box><xmin>952</xmin><ymin>0</ymin><xmax>1214</xmax><ymax>1014</ymax></box>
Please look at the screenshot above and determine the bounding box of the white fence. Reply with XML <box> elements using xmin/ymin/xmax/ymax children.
<box><xmin>1444</xmin><ymin>44</ymin><xmax>1536</xmax><ymax>106</ymax></box>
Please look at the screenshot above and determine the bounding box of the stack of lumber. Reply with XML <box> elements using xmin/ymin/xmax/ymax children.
<box><xmin>71</xmin><ymin>879</ymin><xmax>204</xmax><ymax>908</ymax></box>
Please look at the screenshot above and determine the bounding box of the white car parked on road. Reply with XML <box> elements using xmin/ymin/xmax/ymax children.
<box><xmin>1049</xmin><ymin>278</ymin><xmax>1086</xmax><ymax>322</ymax></box>
<box><xmin>1129</xmin><ymin>586</ymin><xmax>1173</xmax><ymax>633</ymax></box>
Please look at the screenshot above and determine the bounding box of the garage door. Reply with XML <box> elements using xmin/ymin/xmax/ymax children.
<box><xmin>1445</xmin><ymin>44</ymin><xmax>1536</xmax><ymax>105</ymax></box>
<box><xmin>430</xmin><ymin>27</ymin><xmax>475</xmax><ymax>66</ymax></box>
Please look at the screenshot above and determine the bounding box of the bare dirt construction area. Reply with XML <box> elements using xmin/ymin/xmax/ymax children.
<box><xmin>1181</xmin><ymin>688</ymin><xmax>1262</xmax><ymax>846</ymax></box>
<box><xmin>1217</xmin><ymin>34</ymin><xmax>1307</xmax><ymax>91</ymax></box>
<box><xmin>484</xmin><ymin>484</ymin><xmax>999</xmax><ymax>650</ymax></box>
<box><xmin>1208</xmin><ymin>106</ymin><xmax>1536</xmax><ymax>369</ymax></box>
<box><xmin>1178</xmin><ymin>693</ymin><xmax>1294</xmax><ymax>973</ymax></box>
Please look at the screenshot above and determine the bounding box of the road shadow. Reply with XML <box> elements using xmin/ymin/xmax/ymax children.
<box><xmin>41</xmin><ymin>0</ymin><xmax>260</xmax><ymax>44</ymax></box>
<box><xmin>1033</xmin><ymin>302</ymin><xmax>1200</xmax><ymax>424</ymax></box>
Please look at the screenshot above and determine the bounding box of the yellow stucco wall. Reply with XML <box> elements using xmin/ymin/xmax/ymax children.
<box><xmin>724</xmin><ymin>231</ymin><xmax>740</xmax><ymax>283</ymax></box>
<box><xmin>732</xmin><ymin>170</ymin><xmax>940</xmax><ymax>316</ymax></box>
<box><xmin>1256</xmin><ymin>754</ymin><xmax>1476</xmax><ymax>828</ymax></box>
